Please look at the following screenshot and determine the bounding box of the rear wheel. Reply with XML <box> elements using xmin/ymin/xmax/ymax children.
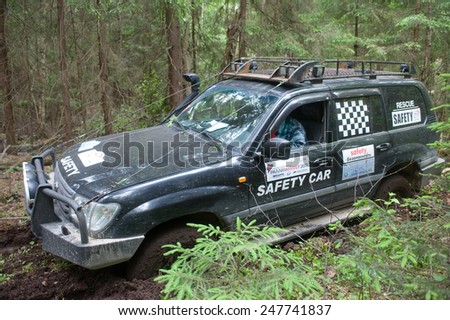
<box><xmin>125</xmin><ymin>224</ymin><xmax>199</xmax><ymax>280</ymax></box>
<box><xmin>374</xmin><ymin>174</ymin><xmax>415</xmax><ymax>202</ymax></box>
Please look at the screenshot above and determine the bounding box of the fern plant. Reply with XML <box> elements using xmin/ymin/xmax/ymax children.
<box><xmin>155</xmin><ymin>218</ymin><xmax>324</xmax><ymax>300</ymax></box>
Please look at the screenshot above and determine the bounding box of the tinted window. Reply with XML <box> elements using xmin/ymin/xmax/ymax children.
<box><xmin>332</xmin><ymin>95</ymin><xmax>384</xmax><ymax>140</ymax></box>
<box><xmin>382</xmin><ymin>86</ymin><xmax>426</xmax><ymax>129</ymax></box>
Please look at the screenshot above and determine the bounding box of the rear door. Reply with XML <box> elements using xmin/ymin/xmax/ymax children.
<box><xmin>328</xmin><ymin>89</ymin><xmax>394</xmax><ymax>208</ymax></box>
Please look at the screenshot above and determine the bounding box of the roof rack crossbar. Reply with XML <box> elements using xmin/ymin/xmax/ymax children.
<box><xmin>221</xmin><ymin>58</ymin><xmax>415</xmax><ymax>85</ymax></box>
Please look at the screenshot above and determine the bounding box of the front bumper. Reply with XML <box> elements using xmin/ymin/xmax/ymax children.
<box><xmin>22</xmin><ymin>149</ymin><xmax>144</xmax><ymax>269</ymax></box>
<box><xmin>41</xmin><ymin>222</ymin><xmax>143</xmax><ymax>269</ymax></box>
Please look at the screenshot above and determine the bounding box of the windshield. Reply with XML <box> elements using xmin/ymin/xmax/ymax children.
<box><xmin>172</xmin><ymin>83</ymin><xmax>279</xmax><ymax>146</ymax></box>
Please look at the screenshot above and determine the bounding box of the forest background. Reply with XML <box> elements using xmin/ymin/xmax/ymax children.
<box><xmin>0</xmin><ymin>0</ymin><xmax>449</xmax><ymax>154</ymax></box>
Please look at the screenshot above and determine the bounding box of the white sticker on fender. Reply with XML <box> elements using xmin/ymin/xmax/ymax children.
<box><xmin>78</xmin><ymin>140</ymin><xmax>101</xmax><ymax>152</ymax></box>
<box><xmin>78</xmin><ymin>149</ymin><xmax>105</xmax><ymax>167</ymax></box>
<box><xmin>265</xmin><ymin>155</ymin><xmax>310</xmax><ymax>182</ymax></box>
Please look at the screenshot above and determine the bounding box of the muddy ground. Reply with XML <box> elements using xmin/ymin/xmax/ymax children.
<box><xmin>0</xmin><ymin>155</ymin><xmax>163</xmax><ymax>299</ymax></box>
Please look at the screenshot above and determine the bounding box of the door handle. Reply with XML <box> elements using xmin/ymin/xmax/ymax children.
<box><xmin>313</xmin><ymin>157</ymin><xmax>333</xmax><ymax>167</ymax></box>
<box><xmin>376</xmin><ymin>143</ymin><xmax>391</xmax><ymax>152</ymax></box>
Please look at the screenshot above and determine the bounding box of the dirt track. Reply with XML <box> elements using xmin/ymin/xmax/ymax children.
<box><xmin>0</xmin><ymin>219</ymin><xmax>164</xmax><ymax>299</ymax></box>
<box><xmin>0</xmin><ymin>157</ymin><xmax>164</xmax><ymax>300</ymax></box>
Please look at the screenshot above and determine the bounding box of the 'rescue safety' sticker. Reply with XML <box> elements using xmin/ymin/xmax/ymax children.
<box><xmin>392</xmin><ymin>108</ymin><xmax>421</xmax><ymax>127</ymax></box>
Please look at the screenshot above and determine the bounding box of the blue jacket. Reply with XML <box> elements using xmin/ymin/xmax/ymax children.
<box><xmin>277</xmin><ymin>117</ymin><xmax>307</xmax><ymax>147</ymax></box>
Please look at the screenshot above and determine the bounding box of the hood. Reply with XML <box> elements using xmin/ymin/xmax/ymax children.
<box><xmin>57</xmin><ymin>124</ymin><xmax>226</xmax><ymax>197</ymax></box>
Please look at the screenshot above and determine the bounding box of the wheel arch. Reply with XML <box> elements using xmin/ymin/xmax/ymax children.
<box><xmin>124</xmin><ymin>211</ymin><xmax>226</xmax><ymax>279</ymax></box>
<box><xmin>142</xmin><ymin>211</ymin><xmax>227</xmax><ymax>240</ymax></box>
<box><xmin>384</xmin><ymin>161</ymin><xmax>422</xmax><ymax>191</ymax></box>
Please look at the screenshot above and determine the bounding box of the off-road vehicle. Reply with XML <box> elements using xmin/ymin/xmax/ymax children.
<box><xmin>23</xmin><ymin>58</ymin><xmax>444</xmax><ymax>278</ymax></box>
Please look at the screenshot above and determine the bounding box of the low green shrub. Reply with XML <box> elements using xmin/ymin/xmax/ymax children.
<box><xmin>155</xmin><ymin>218</ymin><xmax>324</xmax><ymax>300</ymax></box>
<box><xmin>333</xmin><ymin>196</ymin><xmax>450</xmax><ymax>299</ymax></box>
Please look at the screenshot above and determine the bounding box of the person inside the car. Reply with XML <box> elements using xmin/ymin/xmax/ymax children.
<box><xmin>276</xmin><ymin>116</ymin><xmax>307</xmax><ymax>147</ymax></box>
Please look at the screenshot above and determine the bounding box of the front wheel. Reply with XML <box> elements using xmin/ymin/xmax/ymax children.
<box><xmin>125</xmin><ymin>224</ymin><xmax>199</xmax><ymax>280</ymax></box>
<box><xmin>374</xmin><ymin>174</ymin><xmax>415</xmax><ymax>201</ymax></box>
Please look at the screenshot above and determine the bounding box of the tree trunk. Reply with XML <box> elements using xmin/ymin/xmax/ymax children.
<box><xmin>353</xmin><ymin>2</ymin><xmax>359</xmax><ymax>59</ymax></box>
<box><xmin>190</xmin><ymin>0</ymin><xmax>197</xmax><ymax>73</ymax></box>
<box><xmin>421</xmin><ymin>2</ymin><xmax>432</xmax><ymax>88</ymax></box>
<box><xmin>57</xmin><ymin>0</ymin><xmax>73</xmax><ymax>142</ymax></box>
<box><xmin>70</xmin><ymin>7</ymin><xmax>87</xmax><ymax>133</ymax></box>
<box><xmin>223</xmin><ymin>0</ymin><xmax>247</xmax><ymax>69</ymax></box>
<box><xmin>412</xmin><ymin>0</ymin><xmax>420</xmax><ymax>68</ymax></box>
<box><xmin>21</xmin><ymin>0</ymin><xmax>34</xmax><ymax>145</ymax></box>
<box><xmin>0</xmin><ymin>0</ymin><xmax>16</xmax><ymax>154</ymax></box>
<box><xmin>96</xmin><ymin>0</ymin><xmax>113</xmax><ymax>135</ymax></box>
<box><xmin>165</xmin><ymin>3</ymin><xmax>184</xmax><ymax>110</ymax></box>
<box><xmin>237</xmin><ymin>0</ymin><xmax>247</xmax><ymax>58</ymax></box>
<box><xmin>222</xmin><ymin>9</ymin><xmax>239</xmax><ymax>69</ymax></box>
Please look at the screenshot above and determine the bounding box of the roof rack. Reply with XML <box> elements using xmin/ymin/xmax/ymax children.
<box><xmin>221</xmin><ymin>57</ymin><xmax>416</xmax><ymax>85</ymax></box>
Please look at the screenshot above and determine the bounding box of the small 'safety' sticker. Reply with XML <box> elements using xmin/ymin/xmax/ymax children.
<box><xmin>342</xmin><ymin>144</ymin><xmax>375</xmax><ymax>180</ymax></box>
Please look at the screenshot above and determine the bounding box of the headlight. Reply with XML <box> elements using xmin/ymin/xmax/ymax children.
<box><xmin>74</xmin><ymin>195</ymin><xmax>120</xmax><ymax>233</ymax></box>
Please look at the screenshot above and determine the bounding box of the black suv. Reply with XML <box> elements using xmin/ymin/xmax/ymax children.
<box><xmin>23</xmin><ymin>58</ymin><xmax>444</xmax><ymax>278</ymax></box>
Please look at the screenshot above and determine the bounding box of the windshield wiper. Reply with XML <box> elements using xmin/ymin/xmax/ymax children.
<box><xmin>170</xmin><ymin>119</ymin><xmax>188</xmax><ymax>132</ymax></box>
<box><xmin>189</xmin><ymin>127</ymin><xmax>223</xmax><ymax>151</ymax></box>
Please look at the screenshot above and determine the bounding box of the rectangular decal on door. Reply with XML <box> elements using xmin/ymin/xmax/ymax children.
<box><xmin>392</xmin><ymin>108</ymin><xmax>421</xmax><ymax>127</ymax></box>
<box><xmin>265</xmin><ymin>155</ymin><xmax>310</xmax><ymax>182</ymax></box>
<box><xmin>336</xmin><ymin>100</ymin><xmax>371</xmax><ymax>138</ymax></box>
<box><xmin>342</xmin><ymin>144</ymin><xmax>375</xmax><ymax>180</ymax></box>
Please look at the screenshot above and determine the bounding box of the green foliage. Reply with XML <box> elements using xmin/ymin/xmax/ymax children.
<box><xmin>155</xmin><ymin>218</ymin><xmax>324</xmax><ymax>300</ymax></box>
<box><xmin>428</xmin><ymin>73</ymin><xmax>450</xmax><ymax>161</ymax></box>
<box><xmin>5</xmin><ymin>1</ymin><xmax>450</xmax><ymax>145</ymax></box>
<box><xmin>112</xmin><ymin>70</ymin><xmax>168</xmax><ymax>132</ymax></box>
<box><xmin>156</xmin><ymin>187</ymin><xmax>449</xmax><ymax>300</ymax></box>
<box><xmin>137</xmin><ymin>70</ymin><xmax>168</xmax><ymax>125</ymax></box>
<box><xmin>0</xmin><ymin>259</ymin><xmax>11</xmax><ymax>283</ymax></box>
<box><xmin>333</xmin><ymin>196</ymin><xmax>450</xmax><ymax>299</ymax></box>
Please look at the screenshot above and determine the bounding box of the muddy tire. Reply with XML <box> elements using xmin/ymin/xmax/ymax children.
<box><xmin>374</xmin><ymin>174</ymin><xmax>414</xmax><ymax>201</ymax></box>
<box><xmin>125</xmin><ymin>224</ymin><xmax>199</xmax><ymax>280</ymax></box>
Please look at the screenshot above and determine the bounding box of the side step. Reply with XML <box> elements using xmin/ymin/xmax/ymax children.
<box><xmin>272</xmin><ymin>205</ymin><xmax>371</xmax><ymax>244</ymax></box>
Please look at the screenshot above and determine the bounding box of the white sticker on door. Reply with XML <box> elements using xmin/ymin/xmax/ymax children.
<box><xmin>342</xmin><ymin>144</ymin><xmax>375</xmax><ymax>180</ymax></box>
<box><xmin>392</xmin><ymin>108</ymin><xmax>421</xmax><ymax>127</ymax></box>
<box><xmin>265</xmin><ymin>155</ymin><xmax>310</xmax><ymax>182</ymax></box>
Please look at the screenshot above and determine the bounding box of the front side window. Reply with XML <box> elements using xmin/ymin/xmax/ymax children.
<box><xmin>273</xmin><ymin>101</ymin><xmax>326</xmax><ymax>147</ymax></box>
<box><xmin>173</xmin><ymin>83</ymin><xmax>279</xmax><ymax>146</ymax></box>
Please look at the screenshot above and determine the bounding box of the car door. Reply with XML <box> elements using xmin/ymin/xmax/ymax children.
<box><xmin>245</xmin><ymin>93</ymin><xmax>337</xmax><ymax>228</ymax></box>
<box><xmin>328</xmin><ymin>89</ymin><xmax>394</xmax><ymax>208</ymax></box>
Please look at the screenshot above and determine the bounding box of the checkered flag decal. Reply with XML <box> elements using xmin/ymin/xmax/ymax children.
<box><xmin>336</xmin><ymin>100</ymin><xmax>371</xmax><ymax>138</ymax></box>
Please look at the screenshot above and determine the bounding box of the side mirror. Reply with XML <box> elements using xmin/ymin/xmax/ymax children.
<box><xmin>262</xmin><ymin>138</ymin><xmax>291</xmax><ymax>160</ymax></box>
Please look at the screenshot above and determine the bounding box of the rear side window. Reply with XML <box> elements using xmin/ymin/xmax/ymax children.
<box><xmin>332</xmin><ymin>95</ymin><xmax>385</xmax><ymax>140</ymax></box>
<box><xmin>381</xmin><ymin>86</ymin><xmax>426</xmax><ymax>129</ymax></box>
